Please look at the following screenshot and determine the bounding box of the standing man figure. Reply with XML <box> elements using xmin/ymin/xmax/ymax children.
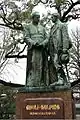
<box><xmin>49</xmin><ymin>12</ymin><xmax>72</xmax><ymax>87</ymax></box>
<box><xmin>23</xmin><ymin>12</ymin><xmax>49</xmax><ymax>87</ymax></box>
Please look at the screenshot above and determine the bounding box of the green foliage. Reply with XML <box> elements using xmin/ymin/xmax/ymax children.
<box><xmin>7</xmin><ymin>0</ymin><xmax>34</xmax><ymax>23</ymax></box>
<box><xmin>55</xmin><ymin>0</ymin><xmax>66</xmax><ymax>5</ymax></box>
<box><xmin>0</xmin><ymin>85</ymin><xmax>16</xmax><ymax>119</ymax></box>
<box><xmin>20</xmin><ymin>10</ymin><xmax>32</xmax><ymax>22</ymax></box>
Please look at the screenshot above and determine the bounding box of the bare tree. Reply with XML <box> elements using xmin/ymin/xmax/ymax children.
<box><xmin>69</xmin><ymin>27</ymin><xmax>80</xmax><ymax>82</ymax></box>
<box><xmin>0</xmin><ymin>0</ymin><xmax>80</xmax><ymax>29</ymax></box>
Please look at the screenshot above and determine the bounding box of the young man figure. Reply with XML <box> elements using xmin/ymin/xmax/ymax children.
<box><xmin>49</xmin><ymin>12</ymin><xmax>72</xmax><ymax>87</ymax></box>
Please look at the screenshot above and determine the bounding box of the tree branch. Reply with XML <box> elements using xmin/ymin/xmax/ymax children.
<box><xmin>5</xmin><ymin>55</ymin><xmax>27</xmax><ymax>58</ymax></box>
<box><xmin>40</xmin><ymin>0</ymin><xmax>49</xmax><ymax>4</ymax></box>
<box><xmin>71</xmin><ymin>78</ymin><xmax>80</xmax><ymax>87</ymax></box>
<box><xmin>62</xmin><ymin>0</ymin><xmax>80</xmax><ymax>21</ymax></box>
<box><xmin>0</xmin><ymin>23</ymin><xmax>23</xmax><ymax>30</ymax></box>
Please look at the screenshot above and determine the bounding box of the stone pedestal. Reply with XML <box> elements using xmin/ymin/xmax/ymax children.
<box><xmin>16</xmin><ymin>90</ymin><xmax>75</xmax><ymax>119</ymax></box>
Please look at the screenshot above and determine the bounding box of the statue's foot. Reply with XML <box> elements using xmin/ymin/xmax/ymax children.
<box><xmin>64</xmin><ymin>82</ymin><xmax>71</xmax><ymax>88</ymax></box>
<box><xmin>49</xmin><ymin>81</ymin><xmax>71</xmax><ymax>90</ymax></box>
<box><xmin>50</xmin><ymin>80</ymin><xmax>64</xmax><ymax>87</ymax></box>
<box><xmin>40</xmin><ymin>83</ymin><xmax>47</xmax><ymax>87</ymax></box>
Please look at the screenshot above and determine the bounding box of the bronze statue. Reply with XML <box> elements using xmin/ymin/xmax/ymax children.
<box><xmin>23</xmin><ymin>12</ymin><xmax>49</xmax><ymax>87</ymax></box>
<box><xmin>21</xmin><ymin>11</ymin><xmax>72</xmax><ymax>91</ymax></box>
<box><xmin>49</xmin><ymin>12</ymin><xmax>72</xmax><ymax>88</ymax></box>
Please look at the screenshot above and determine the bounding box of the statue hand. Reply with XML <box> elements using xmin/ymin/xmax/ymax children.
<box><xmin>39</xmin><ymin>42</ymin><xmax>47</xmax><ymax>47</ymax></box>
<box><xmin>35</xmin><ymin>42</ymin><xmax>39</xmax><ymax>46</ymax></box>
<box><xmin>30</xmin><ymin>41</ymin><xmax>38</xmax><ymax>46</ymax></box>
<box><xmin>63</xmin><ymin>49</ymin><xmax>68</xmax><ymax>54</ymax></box>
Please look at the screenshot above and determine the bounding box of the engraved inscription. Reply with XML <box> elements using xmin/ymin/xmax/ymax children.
<box><xmin>26</xmin><ymin>104</ymin><xmax>60</xmax><ymax>110</ymax></box>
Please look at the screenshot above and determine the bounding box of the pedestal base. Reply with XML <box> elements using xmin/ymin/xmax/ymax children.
<box><xmin>16</xmin><ymin>90</ymin><xmax>75</xmax><ymax>119</ymax></box>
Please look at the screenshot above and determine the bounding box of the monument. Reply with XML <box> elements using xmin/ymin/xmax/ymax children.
<box><xmin>16</xmin><ymin>11</ymin><xmax>76</xmax><ymax>119</ymax></box>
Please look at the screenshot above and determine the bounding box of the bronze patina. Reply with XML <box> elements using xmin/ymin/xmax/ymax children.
<box><xmin>22</xmin><ymin>11</ymin><xmax>72</xmax><ymax>91</ymax></box>
<box><xmin>23</xmin><ymin>12</ymin><xmax>49</xmax><ymax>88</ymax></box>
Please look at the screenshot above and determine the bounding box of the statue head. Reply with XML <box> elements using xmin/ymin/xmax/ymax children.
<box><xmin>51</xmin><ymin>12</ymin><xmax>60</xmax><ymax>23</ymax></box>
<box><xmin>31</xmin><ymin>12</ymin><xmax>40</xmax><ymax>25</ymax></box>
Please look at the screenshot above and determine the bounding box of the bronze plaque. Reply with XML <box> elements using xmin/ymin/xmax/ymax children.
<box><xmin>21</xmin><ymin>97</ymin><xmax>64</xmax><ymax>119</ymax></box>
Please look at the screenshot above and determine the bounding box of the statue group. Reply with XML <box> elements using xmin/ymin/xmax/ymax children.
<box><xmin>16</xmin><ymin>12</ymin><xmax>74</xmax><ymax>120</ymax></box>
<box><xmin>23</xmin><ymin>11</ymin><xmax>72</xmax><ymax>90</ymax></box>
